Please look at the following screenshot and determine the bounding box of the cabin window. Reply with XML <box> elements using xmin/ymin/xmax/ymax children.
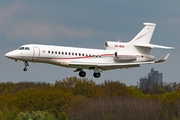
<box><xmin>75</xmin><ymin>53</ymin><xmax>77</xmax><ymax>56</ymax></box>
<box><xmin>48</xmin><ymin>51</ymin><xmax>50</xmax><ymax>53</ymax></box>
<box><xmin>69</xmin><ymin>52</ymin><xmax>71</xmax><ymax>55</ymax></box>
<box><xmin>58</xmin><ymin>51</ymin><xmax>60</xmax><ymax>54</ymax></box>
<box><xmin>65</xmin><ymin>52</ymin><xmax>67</xmax><ymax>55</ymax></box>
<box><xmin>72</xmin><ymin>52</ymin><xmax>74</xmax><ymax>55</ymax></box>
<box><xmin>86</xmin><ymin>54</ymin><xmax>88</xmax><ymax>56</ymax></box>
<box><xmin>79</xmin><ymin>53</ymin><xmax>81</xmax><ymax>56</ymax></box>
<box><xmin>82</xmin><ymin>53</ymin><xmax>84</xmax><ymax>56</ymax></box>
<box><xmin>55</xmin><ymin>51</ymin><xmax>57</xmax><ymax>54</ymax></box>
<box><xmin>52</xmin><ymin>51</ymin><xmax>54</xmax><ymax>54</ymax></box>
<box><xmin>62</xmin><ymin>52</ymin><xmax>64</xmax><ymax>55</ymax></box>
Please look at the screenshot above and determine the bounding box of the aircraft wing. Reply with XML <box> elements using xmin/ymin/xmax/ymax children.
<box><xmin>68</xmin><ymin>59</ymin><xmax>154</xmax><ymax>70</ymax></box>
<box><xmin>68</xmin><ymin>53</ymin><xmax>169</xmax><ymax>70</ymax></box>
<box><xmin>98</xmin><ymin>53</ymin><xmax>170</xmax><ymax>68</ymax></box>
<box><xmin>97</xmin><ymin>61</ymin><xmax>154</xmax><ymax>67</ymax></box>
<box><xmin>68</xmin><ymin>61</ymin><xmax>154</xmax><ymax>70</ymax></box>
<box><xmin>97</xmin><ymin>61</ymin><xmax>155</xmax><ymax>70</ymax></box>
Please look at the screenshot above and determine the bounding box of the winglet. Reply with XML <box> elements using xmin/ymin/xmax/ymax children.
<box><xmin>155</xmin><ymin>53</ymin><xmax>170</xmax><ymax>63</ymax></box>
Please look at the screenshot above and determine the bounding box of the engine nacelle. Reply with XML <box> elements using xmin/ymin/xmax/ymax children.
<box><xmin>104</xmin><ymin>41</ymin><xmax>126</xmax><ymax>50</ymax></box>
<box><xmin>114</xmin><ymin>52</ymin><xmax>137</xmax><ymax>61</ymax></box>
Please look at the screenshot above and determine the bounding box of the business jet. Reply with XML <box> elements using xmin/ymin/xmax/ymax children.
<box><xmin>5</xmin><ymin>23</ymin><xmax>174</xmax><ymax>78</ymax></box>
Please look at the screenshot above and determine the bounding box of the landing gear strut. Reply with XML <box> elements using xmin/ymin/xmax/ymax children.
<box><xmin>23</xmin><ymin>61</ymin><xmax>29</xmax><ymax>71</ymax></box>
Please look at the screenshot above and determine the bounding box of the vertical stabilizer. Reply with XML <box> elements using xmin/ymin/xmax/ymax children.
<box><xmin>130</xmin><ymin>23</ymin><xmax>156</xmax><ymax>44</ymax></box>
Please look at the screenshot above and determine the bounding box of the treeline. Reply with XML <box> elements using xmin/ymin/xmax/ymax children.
<box><xmin>0</xmin><ymin>77</ymin><xmax>180</xmax><ymax>120</ymax></box>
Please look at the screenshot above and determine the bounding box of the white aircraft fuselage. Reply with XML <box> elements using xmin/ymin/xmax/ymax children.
<box><xmin>5</xmin><ymin>23</ymin><xmax>174</xmax><ymax>78</ymax></box>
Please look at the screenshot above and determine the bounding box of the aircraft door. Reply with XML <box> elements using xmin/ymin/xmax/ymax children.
<box><xmin>33</xmin><ymin>47</ymin><xmax>40</xmax><ymax>61</ymax></box>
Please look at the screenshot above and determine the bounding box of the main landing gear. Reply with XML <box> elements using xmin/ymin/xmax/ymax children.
<box><xmin>79</xmin><ymin>71</ymin><xmax>86</xmax><ymax>77</ymax></box>
<box><xmin>93</xmin><ymin>72</ymin><xmax>101</xmax><ymax>78</ymax></box>
<box><xmin>23</xmin><ymin>61</ymin><xmax>29</xmax><ymax>71</ymax></box>
<box><xmin>74</xmin><ymin>68</ymin><xmax>101</xmax><ymax>78</ymax></box>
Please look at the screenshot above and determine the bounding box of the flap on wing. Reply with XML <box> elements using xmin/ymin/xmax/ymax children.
<box><xmin>98</xmin><ymin>61</ymin><xmax>154</xmax><ymax>67</ymax></box>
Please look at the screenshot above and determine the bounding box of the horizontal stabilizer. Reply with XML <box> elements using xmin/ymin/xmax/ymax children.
<box><xmin>134</xmin><ymin>43</ymin><xmax>174</xmax><ymax>49</ymax></box>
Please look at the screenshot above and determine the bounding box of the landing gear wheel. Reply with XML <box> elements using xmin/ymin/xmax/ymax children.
<box><xmin>79</xmin><ymin>71</ymin><xmax>86</xmax><ymax>77</ymax></box>
<box><xmin>23</xmin><ymin>68</ymin><xmax>27</xmax><ymax>71</ymax></box>
<box><xmin>93</xmin><ymin>72</ymin><xmax>101</xmax><ymax>78</ymax></box>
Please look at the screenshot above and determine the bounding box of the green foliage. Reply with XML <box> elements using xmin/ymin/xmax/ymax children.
<box><xmin>127</xmin><ymin>85</ymin><xmax>144</xmax><ymax>97</ymax></box>
<box><xmin>0</xmin><ymin>110</ymin><xmax>4</xmax><ymax>120</ymax></box>
<box><xmin>58</xmin><ymin>112</ymin><xmax>69</xmax><ymax>120</ymax></box>
<box><xmin>55</xmin><ymin>77</ymin><xmax>99</xmax><ymax>97</ymax></box>
<box><xmin>0</xmin><ymin>77</ymin><xmax>180</xmax><ymax>119</ymax></box>
<box><xmin>99</xmin><ymin>80</ymin><xmax>130</xmax><ymax>96</ymax></box>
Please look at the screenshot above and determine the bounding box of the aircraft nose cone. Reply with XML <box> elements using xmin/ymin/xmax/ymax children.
<box><xmin>5</xmin><ymin>51</ymin><xmax>14</xmax><ymax>59</ymax></box>
<box><xmin>5</xmin><ymin>52</ymin><xmax>10</xmax><ymax>57</ymax></box>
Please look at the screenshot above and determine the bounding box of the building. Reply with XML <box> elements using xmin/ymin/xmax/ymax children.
<box><xmin>139</xmin><ymin>68</ymin><xmax>163</xmax><ymax>89</ymax></box>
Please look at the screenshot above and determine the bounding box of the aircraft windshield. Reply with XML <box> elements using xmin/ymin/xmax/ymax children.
<box><xmin>25</xmin><ymin>47</ymin><xmax>30</xmax><ymax>50</ymax></box>
<box><xmin>18</xmin><ymin>47</ymin><xmax>24</xmax><ymax>50</ymax></box>
<box><xmin>18</xmin><ymin>47</ymin><xmax>30</xmax><ymax>50</ymax></box>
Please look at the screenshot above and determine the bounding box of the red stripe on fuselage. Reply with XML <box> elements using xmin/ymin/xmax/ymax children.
<box><xmin>51</xmin><ymin>54</ymin><xmax>114</xmax><ymax>60</ymax></box>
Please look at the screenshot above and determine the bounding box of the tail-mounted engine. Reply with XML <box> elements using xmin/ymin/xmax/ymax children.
<box><xmin>114</xmin><ymin>52</ymin><xmax>137</xmax><ymax>61</ymax></box>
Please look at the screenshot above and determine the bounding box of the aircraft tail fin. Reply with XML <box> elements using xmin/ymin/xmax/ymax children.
<box><xmin>130</xmin><ymin>22</ymin><xmax>156</xmax><ymax>44</ymax></box>
<box><xmin>104</xmin><ymin>23</ymin><xmax>174</xmax><ymax>54</ymax></box>
<box><xmin>130</xmin><ymin>23</ymin><xmax>174</xmax><ymax>54</ymax></box>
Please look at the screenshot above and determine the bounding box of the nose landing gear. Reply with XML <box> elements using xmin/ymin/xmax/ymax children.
<box><xmin>23</xmin><ymin>61</ymin><xmax>29</xmax><ymax>71</ymax></box>
<box><xmin>23</xmin><ymin>67</ymin><xmax>27</xmax><ymax>71</ymax></box>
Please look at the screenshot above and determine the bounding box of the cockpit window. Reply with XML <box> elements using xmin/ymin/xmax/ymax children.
<box><xmin>25</xmin><ymin>47</ymin><xmax>30</xmax><ymax>50</ymax></box>
<box><xmin>18</xmin><ymin>47</ymin><xmax>24</xmax><ymax>50</ymax></box>
<box><xmin>18</xmin><ymin>47</ymin><xmax>30</xmax><ymax>50</ymax></box>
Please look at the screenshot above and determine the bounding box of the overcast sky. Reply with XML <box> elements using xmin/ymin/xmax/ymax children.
<box><xmin>1</xmin><ymin>1</ymin><xmax>179</xmax><ymax>85</ymax></box>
